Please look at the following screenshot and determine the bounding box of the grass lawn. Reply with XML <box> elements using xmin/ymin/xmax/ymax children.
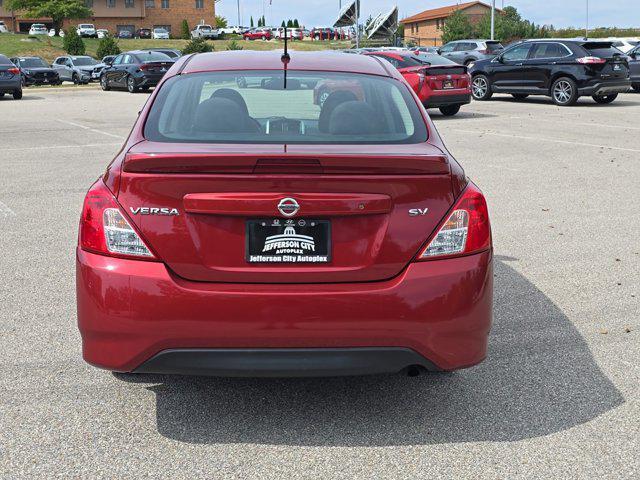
<box><xmin>0</xmin><ymin>34</ymin><xmax>352</xmax><ymax>62</ymax></box>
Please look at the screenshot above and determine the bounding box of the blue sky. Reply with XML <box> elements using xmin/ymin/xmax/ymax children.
<box><xmin>215</xmin><ymin>1</ymin><xmax>639</xmax><ymax>29</ymax></box>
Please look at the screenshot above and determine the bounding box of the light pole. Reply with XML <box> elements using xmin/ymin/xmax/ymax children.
<box><xmin>490</xmin><ymin>0</ymin><xmax>495</xmax><ymax>40</ymax></box>
<box><xmin>585</xmin><ymin>0</ymin><xmax>589</xmax><ymax>38</ymax></box>
<box><xmin>355</xmin><ymin>0</ymin><xmax>359</xmax><ymax>48</ymax></box>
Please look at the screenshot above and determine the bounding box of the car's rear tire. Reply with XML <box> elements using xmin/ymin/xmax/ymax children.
<box><xmin>0</xmin><ymin>93</ymin><xmax>4</xmax><ymax>98</ymax></box>
<box><xmin>511</xmin><ymin>93</ymin><xmax>529</xmax><ymax>100</ymax></box>
<box><xmin>633</xmin><ymin>84</ymin><xmax>640</xmax><ymax>93</ymax></box>
<box><xmin>439</xmin><ymin>105</ymin><xmax>461</xmax><ymax>116</ymax></box>
<box><xmin>592</xmin><ymin>93</ymin><xmax>618</xmax><ymax>104</ymax></box>
<box><xmin>100</xmin><ymin>75</ymin><xmax>110</xmax><ymax>91</ymax></box>
<box><xmin>471</xmin><ymin>74</ymin><xmax>492</xmax><ymax>100</ymax></box>
<box><xmin>550</xmin><ymin>77</ymin><xmax>578</xmax><ymax>106</ymax></box>
<box><xmin>126</xmin><ymin>75</ymin><xmax>137</xmax><ymax>93</ymax></box>
<box><xmin>13</xmin><ymin>88</ymin><xmax>23</xmax><ymax>100</ymax></box>
<box><xmin>261</xmin><ymin>35</ymin><xmax>266</xmax><ymax>40</ymax></box>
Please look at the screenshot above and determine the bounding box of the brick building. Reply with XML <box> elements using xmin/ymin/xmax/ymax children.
<box><xmin>401</xmin><ymin>1</ymin><xmax>501</xmax><ymax>46</ymax></box>
<box><xmin>0</xmin><ymin>0</ymin><xmax>216</xmax><ymax>37</ymax></box>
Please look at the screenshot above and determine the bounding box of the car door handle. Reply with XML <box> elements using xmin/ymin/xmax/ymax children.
<box><xmin>515</xmin><ymin>63</ymin><xmax>524</xmax><ymax>66</ymax></box>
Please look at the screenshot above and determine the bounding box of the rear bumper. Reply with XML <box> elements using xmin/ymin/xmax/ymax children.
<box><xmin>423</xmin><ymin>91</ymin><xmax>471</xmax><ymax>108</ymax></box>
<box><xmin>578</xmin><ymin>79</ymin><xmax>631</xmax><ymax>96</ymax></box>
<box><xmin>0</xmin><ymin>78</ymin><xmax>21</xmax><ymax>92</ymax></box>
<box><xmin>77</xmin><ymin>248</ymin><xmax>493</xmax><ymax>376</ymax></box>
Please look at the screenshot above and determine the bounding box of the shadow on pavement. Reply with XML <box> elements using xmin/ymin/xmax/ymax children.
<box><xmin>115</xmin><ymin>258</ymin><xmax>624</xmax><ymax>446</ymax></box>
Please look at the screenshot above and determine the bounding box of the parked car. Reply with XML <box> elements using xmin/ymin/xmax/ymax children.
<box><xmin>0</xmin><ymin>55</ymin><xmax>22</xmax><ymax>99</ymax></box>
<box><xmin>310</xmin><ymin>27</ymin><xmax>334</xmax><ymax>40</ymax></box>
<box><xmin>9</xmin><ymin>56</ymin><xmax>61</xmax><ymax>86</ymax></box>
<box><xmin>0</xmin><ymin>21</ymin><xmax>8</xmax><ymax>33</ymax></box>
<box><xmin>48</xmin><ymin>28</ymin><xmax>64</xmax><ymax>37</ymax></box>
<box><xmin>28</xmin><ymin>24</ymin><xmax>48</xmax><ymax>36</ymax></box>
<box><xmin>76</xmin><ymin>24</ymin><xmax>97</xmax><ymax>38</ymax></box>
<box><xmin>135</xmin><ymin>28</ymin><xmax>152</xmax><ymax>39</ymax></box>
<box><xmin>52</xmin><ymin>55</ymin><xmax>98</xmax><ymax>84</ymax></box>
<box><xmin>274</xmin><ymin>27</ymin><xmax>303</xmax><ymax>40</ymax></box>
<box><xmin>469</xmin><ymin>39</ymin><xmax>631</xmax><ymax>106</ymax></box>
<box><xmin>100</xmin><ymin>50</ymin><xmax>174</xmax><ymax>93</ymax></box>
<box><xmin>366</xmin><ymin>51</ymin><xmax>471</xmax><ymax>116</ymax></box>
<box><xmin>603</xmin><ymin>37</ymin><xmax>639</xmax><ymax>54</ymax></box>
<box><xmin>413</xmin><ymin>46</ymin><xmax>440</xmax><ymax>55</ymax></box>
<box><xmin>628</xmin><ymin>44</ymin><xmax>640</xmax><ymax>92</ymax></box>
<box><xmin>243</xmin><ymin>28</ymin><xmax>271</xmax><ymax>41</ymax></box>
<box><xmin>148</xmin><ymin>48</ymin><xmax>182</xmax><ymax>60</ymax></box>
<box><xmin>97</xmin><ymin>29</ymin><xmax>109</xmax><ymax>39</ymax></box>
<box><xmin>117</xmin><ymin>30</ymin><xmax>133</xmax><ymax>39</ymax></box>
<box><xmin>76</xmin><ymin>50</ymin><xmax>493</xmax><ymax>377</ymax></box>
<box><xmin>191</xmin><ymin>24</ymin><xmax>220</xmax><ymax>39</ymax></box>
<box><xmin>219</xmin><ymin>26</ymin><xmax>245</xmax><ymax>35</ymax></box>
<box><xmin>151</xmin><ymin>28</ymin><xmax>170</xmax><ymax>40</ymax></box>
<box><xmin>439</xmin><ymin>39</ymin><xmax>504</xmax><ymax>65</ymax></box>
<box><xmin>91</xmin><ymin>55</ymin><xmax>116</xmax><ymax>81</ymax></box>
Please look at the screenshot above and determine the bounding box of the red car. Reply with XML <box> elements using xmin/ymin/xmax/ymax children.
<box><xmin>77</xmin><ymin>51</ymin><xmax>492</xmax><ymax>377</ymax></box>
<box><xmin>243</xmin><ymin>28</ymin><xmax>271</xmax><ymax>40</ymax></box>
<box><xmin>365</xmin><ymin>51</ymin><xmax>471</xmax><ymax>116</ymax></box>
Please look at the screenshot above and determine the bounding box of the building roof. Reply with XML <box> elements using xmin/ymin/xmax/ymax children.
<box><xmin>400</xmin><ymin>1</ymin><xmax>499</xmax><ymax>24</ymax></box>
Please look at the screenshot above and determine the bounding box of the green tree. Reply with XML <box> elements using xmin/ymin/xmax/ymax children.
<box><xmin>6</xmin><ymin>0</ymin><xmax>92</xmax><ymax>36</ymax></box>
<box><xmin>226</xmin><ymin>39</ymin><xmax>243</xmax><ymax>50</ymax></box>
<box><xmin>261</xmin><ymin>15</ymin><xmax>266</xmax><ymax>27</ymax></box>
<box><xmin>281</xmin><ymin>20</ymin><xmax>286</xmax><ymax>28</ymax></box>
<box><xmin>215</xmin><ymin>15</ymin><xmax>227</xmax><ymax>28</ymax></box>
<box><xmin>250</xmin><ymin>16</ymin><xmax>254</xmax><ymax>28</ymax></box>
<box><xmin>440</xmin><ymin>9</ymin><xmax>474</xmax><ymax>44</ymax></box>
<box><xmin>287</xmin><ymin>19</ymin><xmax>293</xmax><ymax>28</ymax></box>
<box><xmin>181</xmin><ymin>19</ymin><xmax>190</xmax><ymax>40</ymax></box>
<box><xmin>183</xmin><ymin>37</ymin><xmax>213</xmax><ymax>54</ymax></box>
<box><xmin>293</xmin><ymin>19</ymin><xmax>299</xmax><ymax>28</ymax></box>
<box><xmin>96</xmin><ymin>36</ymin><xmax>120</xmax><ymax>59</ymax></box>
<box><xmin>63</xmin><ymin>27</ymin><xmax>85</xmax><ymax>55</ymax></box>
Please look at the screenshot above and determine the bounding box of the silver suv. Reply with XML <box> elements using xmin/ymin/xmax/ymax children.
<box><xmin>52</xmin><ymin>56</ymin><xmax>98</xmax><ymax>84</ymax></box>
<box><xmin>438</xmin><ymin>39</ymin><xmax>504</xmax><ymax>65</ymax></box>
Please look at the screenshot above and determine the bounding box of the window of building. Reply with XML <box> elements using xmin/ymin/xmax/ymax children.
<box><xmin>106</xmin><ymin>0</ymin><xmax>116</xmax><ymax>8</ymax></box>
<box><xmin>84</xmin><ymin>0</ymin><xmax>93</xmax><ymax>7</ymax></box>
<box><xmin>145</xmin><ymin>0</ymin><xmax>155</xmax><ymax>7</ymax></box>
<box><xmin>195</xmin><ymin>0</ymin><xmax>204</xmax><ymax>8</ymax></box>
<box><xmin>161</xmin><ymin>0</ymin><xmax>169</xmax><ymax>8</ymax></box>
<box><xmin>125</xmin><ymin>0</ymin><xmax>134</xmax><ymax>7</ymax></box>
<box><xmin>436</xmin><ymin>19</ymin><xmax>440</xmax><ymax>29</ymax></box>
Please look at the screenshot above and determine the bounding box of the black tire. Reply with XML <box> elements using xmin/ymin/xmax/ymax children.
<box><xmin>550</xmin><ymin>77</ymin><xmax>578</xmax><ymax>106</ymax></box>
<box><xmin>126</xmin><ymin>75</ymin><xmax>137</xmax><ymax>93</ymax></box>
<box><xmin>633</xmin><ymin>84</ymin><xmax>640</xmax><ymax>93</ymax></box>
<box><xmin>100</xmin><ymin>74</ymin><xmax>110</xmax><ymax>91</ymax></box>
<box><xmin>471</xmin><ymin>74</ymin><xmax>492</xmax><ymax>100</ymax></box>
<box><xmin>72</xmin><ymin>73</ymin><xmax>79</xmax><ymax>85</ymax></box>
<box><xmin>464</xmin><ymin>59</ymin><xmax>474</xmax><ymax>66</ymax></box>
<box><xmin>141</xmin><ymin>86</ymin><xmax>150</xmax><ymax>93</ymax></box>
<box><xmin>13</xmin><ymin>88</ymin><xmax>23</xmax><ymax>100</ymax></box>
<box><xmin>512</xmin><ymin>93</ymin><xmax>529</xmax><ymax>100</ymax></box>
<box><xmin>0</xmin><ymin>93</ymin><xmax>4</xmax><ymax>98</ymax></box>
<box><xmin>439</xmin><ymin>105</ymin><xmax>461</xmax><ymax>116</ymax></box>
<box><xmin>261</xmin><ymin>35</ymin><xmax>266</xmax><ymax>40</ymax></box>
<box><xmin>592</xmin><ymin>93</ymin><xmax>618</xmax><ymax>104</ymax></box>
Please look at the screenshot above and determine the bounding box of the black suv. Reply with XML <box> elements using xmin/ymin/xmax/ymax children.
<box><xmin>628</xmin><ymin>44</ymin><xmax>640</xmax><ymax>92</ymax></box>
<box><xmin>469</xmin><ymin>39</ymin><xmax>631</xmax><ymax>106</ymax></box>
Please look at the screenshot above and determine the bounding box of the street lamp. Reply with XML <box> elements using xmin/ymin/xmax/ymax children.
<box><xmin>490</xmin><ymin>0</ymin><xmax>495</xmax><ymax>40</ymax></box>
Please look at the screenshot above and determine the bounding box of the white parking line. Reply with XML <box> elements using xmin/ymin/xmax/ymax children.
<box><xmin>56</xmin><ymin>119</ymin><xmax>125</xmax><ymax>139</ymax></box>
<box><xmin>0</xmin><ymin>201</ymin><xmax>16</xmax><ymax>217</ymax></box>
<box><xmin>451</xmin><ymin>129</ymin><xmax>640</xmax><ymax>153</ymax></box>
<box><xmin>1</xmin><ymin>142</ymin><xmax>121</xmax><ymax>152</ymax></box>
<box><xmin>505</xmin><ymin>116</ymin><xmax>640</xmax><ymax>131</ymax></box>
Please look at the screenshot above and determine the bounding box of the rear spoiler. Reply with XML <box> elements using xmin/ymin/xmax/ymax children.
<box><xmin>123</xmin><ymin>153</ymin><xmax>450</xmax><ymax>175</ymax></box>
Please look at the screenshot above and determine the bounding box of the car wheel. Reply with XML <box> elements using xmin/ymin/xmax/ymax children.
<box><xmin>261</xmin><ymin>35</ymin><xmax>266</xmax><ymax>40</ymax></box>
<box><xmin>318</xmin><ymin>90</ymin><xmax>330</xmax><ymax>108</ymax></box>
<box><xmin>439</xmin><ymin>105</ymin><xmax>461</xmax><ymax>116</ymax></box>
<box><xmin>633</xmin><ymin>84</ymin><xmax>640</xmax><ymax>93</ymax></box>
<box><xmin>551</xmin><ymin>77</ymin><xmax>578</xmax><ymax>106</ymax></box>
<box><xmin>126</xmin><ymin>75</ymin><xmax>137</xmax><ymax>93</ymax></box>
<box><xmin>100</xmin><ymin>75</ymin><xmax>110</xmax><ymax>91</ymax></box>
<box><xmin>13</xmin><ymin>88</ymin><xmax>23</xmax><ymax>100</ymax></box>
<box><xmin>72</xmin><ymin>73</ymin><xmax>79</xmax><ymax>85</ymax></box>
<box><xmin>471</xmin><ymin>74</ymin><xmax>492</xmax><ymax>100</ymax></box>
<box><xmin>592</xmin><ymin>93</ymin><xmax>618</xmax><ymax>104</ymax></box>
<box><xmin>0</xmin><ymin>93</ymin><xmax>4</xmax><ymax>98</ymax></box>
<box><xmin>511</xmin><ymin>94</ymin><xmax>529</xmax><ymax>100</ymax></box>
<box><xmin>236</xmin><ymin>77</ymin><xmax>248</xmax><ymax>88</ymax></box>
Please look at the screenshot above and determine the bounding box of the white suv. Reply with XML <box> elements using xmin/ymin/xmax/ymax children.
<box><xmin>28</xmin><ymin>24</ymin><xmax>48</xmax><ymax>35</ymax></box>
<box><xmin>0</xmin><ymin>21</ymin><xmax>8</xmax><ymax>33</ymax></box>
<box><xmin>76</xmin><ymin>24</ymin><xmax>97</xmax><ymax>38</ymax></box>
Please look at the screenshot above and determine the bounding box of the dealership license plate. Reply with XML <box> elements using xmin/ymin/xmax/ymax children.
<box><xmin>443</xmin><ymin>79</ymin><xmax>455</xmax><ymax>89</ymax></box>
<box><xmin>246</xmin><ymin>219</ymin><xmax>331</xmax><ymax>263</ymax></box>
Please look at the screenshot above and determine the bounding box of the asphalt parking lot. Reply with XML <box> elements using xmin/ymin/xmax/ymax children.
<box><xmin>1</xmin><ymin>88</ymin><xmax>639</xmax><ymax>478</ymax></box>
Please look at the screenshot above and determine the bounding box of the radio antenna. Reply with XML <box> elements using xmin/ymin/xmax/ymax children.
<box><xmin>282</xmin><ymin>26</ymin><xmax>290</xmax><ymax>89</ymax></box>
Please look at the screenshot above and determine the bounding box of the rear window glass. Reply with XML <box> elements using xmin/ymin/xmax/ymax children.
<box><xmin>144</xmin><ymin>70</ymin><xmax>427</xmax><ymax>145</ymax></box>
<box><xmin>72</xmin><ymin>57</ymin><xmax>97</xmax><ymax>66</ymax></box>
<box><xmin>20</xmin><ymin>57</ymin><xmax>49</xmax><ymax>68</ymax></box>
<box><xmin>582</xmin><ymin>43</ymin><xmax>621</xmax><ymax>58</ymax></box>
<box><xmin>486</xmin><ymin>42</ymin><xmax>504</xmax><ymax>52</ymax></box>
<box><xmin>0</xmin><ymin>55</ymin><xmax>11</xmax><ymax>65</ymax></box>
<box><xmin>135</xmin><ymin>52</ymin><xmax>172</xmax><ymax>62</ymax></box>
<box><xmin>413</xmin><ymin>54</ymin><xmax>457</xmax><ymax>66</ymax></box>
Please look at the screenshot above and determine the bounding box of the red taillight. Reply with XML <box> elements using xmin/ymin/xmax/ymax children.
<box><xmin>79</xmin><ymin>180</ymin><xmax>156</xmax><ymax>260</ymax></box>
<box><xmin>576</xmin><ymin>56</ymin><xmax>606</xmax><ymax>64</ymax></box>
<box><xmin>8</xmin><ymin>67</ymin><xmax>20</xmax><ymax>75</ymax></box>
<box><xmin>140</xmin><ymin>64</ymin><xmax>150</xmax><ymax>71</ymax></box>
<box><xmin>417</xmin><ymin>182</ymin><xmax>491</xmax><ymax>261</ymax></box>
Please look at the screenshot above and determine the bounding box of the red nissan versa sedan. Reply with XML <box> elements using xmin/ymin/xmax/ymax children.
<box><xmin>77</xmin><ymin>51</ymin><xmax>492</xmax><ymax>377</ymax></box>
<box><xmin>365</xmin><ymin>51</ymin><xmax>472</xmax><ymax>116</ymax></box>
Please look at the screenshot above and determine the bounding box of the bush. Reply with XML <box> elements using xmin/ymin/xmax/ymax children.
<box><xmin>96</xmin><ymin>37</ymin><xmax>121</xmax><ymax>59</ymax></box>
<box><xmin>63</xmin><ymin>28</ymin><xmax>85</xmax><ymax>55</ymax></box>
<box><xmin>181</xmin><ymin>19</ymin><xmax>190</xmax><ymax>40</ymax></box>
<box><xmin>226</xmin><ymin>39</ymin><xmax>243</xmax><ymax>51</ymax></box>
<box><xmin>182</xmin><ymin>37</ymin><xmax>213</xmax><ymax>54</ymax></box>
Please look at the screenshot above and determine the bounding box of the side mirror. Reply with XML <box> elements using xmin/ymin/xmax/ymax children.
<box><xmin>105</xmin><ymin>59</ymin><xmax>113</xmax><ymax>66</ymax></box>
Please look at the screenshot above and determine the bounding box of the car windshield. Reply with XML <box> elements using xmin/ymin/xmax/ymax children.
<box><xmin>32</xmin><ymin>24</ymin><xmax>45</xmax><ymax>29</ymax></box>
<box><xmin>73</xmin><ymin>57</ymin><xmax>97</xmax><ymax>66</ymax></box>
<box><xmin>136</xmin><ymin>52</ymin><xmax>172</xmax><ymax>62</ymax></box>
<box><xmin>200</xmin><ymin>26</ymin><xmax>212</xmax><ymax>31</ymax></box>
<box><xmin>21</xmin><ymin>58</ymin><xmax>49</xmax><ymax>68</ymax></box>
<box><xmin>144</xmin><ymin>70</ymin><xmax>427</xmax><ymax>145</ymax></box>
<box><xmin>155</xmin><ymin>29</ymin><xmax>168</xmax><ymax>33</ymax></box>
<box><xmin>79</xmin><ymin>25</ymin><xmax>93</xmax><ymax>28</ymax></box>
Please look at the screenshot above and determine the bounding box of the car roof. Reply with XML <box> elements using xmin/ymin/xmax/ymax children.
<box><xmin>182</xmin><ymin>51</ymin><xmax>398</xmax><ymax>77</ymax></box>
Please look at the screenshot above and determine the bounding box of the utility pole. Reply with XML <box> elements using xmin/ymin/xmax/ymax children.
<box><xmin>355</xmin><ymin>0</ymin><xmax>360</xmax><ymax>48</ymax></box>
<box><xmin>237</xmin><ymin>0</ymin><xmax>241</xmax><ymax>27</ymax></box>
<box><xmin>490</xmin><ymin>0</ymin><xmax>495</xmax><ymax>40</ymax></box>
<box><xmin>585</xmin><ymin>0</ymin><xmax>589</xmax><ymax>38</ymax></box>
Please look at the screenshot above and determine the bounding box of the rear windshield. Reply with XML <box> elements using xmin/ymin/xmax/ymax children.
<box><xmin>20</xmin><ymin>58</ymin><xmax>48</xmax><ymax>68</ymax></box>
<box><xmin>582</xmin><ymin>42</ymin><xmax>621</xmax><ymax>58</ymax></box>
<box><xmin>414</xmin><ymin>54</ymin><xmax>457</xmax><ymax>66</ymax></box>
<box><xmin>73</xmin><ymin>57</ymin><xmax>97</xmax><ymax>66</ymax></box>
<box><xmin>486</xmin><ymin>42</ymin><xmax>504</xmax><ymax>52</ymax></box>
<box><xmin>0</xmin><ymin>55</ymin><xmax>12</xmax><ymax>65</ymax></box>
<box><xmin>135</xmin><ymin>52</ymin><xmax>172</xmax><ymax>62</ymax></box>
<box><xmin>144</xmin><ymin>70</ymin><xmax>427</xmax><ymax>145</ymax></box>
